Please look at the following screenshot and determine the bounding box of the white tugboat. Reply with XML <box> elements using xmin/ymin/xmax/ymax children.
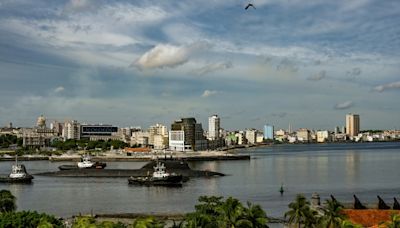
<box><xmin>77</xmin><ymin>154</ymin><xmax>95</xmax><ymax>168</ymax></box>
<box><xmin>0</xmin><ymin>156</ymin><xmax>33</xmax><ymax>183</ymax></box>
<box><xmin>128</xmin><ymin>161</ymin><xmax>183</xmax><ymax>186</ymax></box>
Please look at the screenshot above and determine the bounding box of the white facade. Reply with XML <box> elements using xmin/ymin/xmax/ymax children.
<box><xmin>148</xmin><ymin>123</ymin><xmax>168</xmax><ymax>145</ymax></box>
<box><xmin>208</xmin><ymin>115</ymin><xmax>220</xmax><ymax>140</ymax></box>
<box><xmin>153</xmin><ymin>135</ymin><xmax>168</xmax><ymax>150</ymax></box>
<box><xmin>296</xmin><ymin>129</ymin><xmax>310</xmax><ymax>142</ymax></box>
<box><xmin>62</xmin><ymin>120</ymin><xmax>80</xmax><ymax>140</ymax></box>
<box><xmin>316</xmin><ymin>131</ymin><xmax>330</xmax><ymax>143</ymax></box>
<box><xmin>245</xmin><ymin>129</ymin><xmax>257</xmax><ymax>144</ymax></box>
<box><xmin>169</xmin><ymin>130</ymin><xmax>189</xmax><ymax>151</ymax></box>
<box><xmin>130</xmin><ymin>131</ymin><xmax>150</xmax><ymax>146</ymax></box>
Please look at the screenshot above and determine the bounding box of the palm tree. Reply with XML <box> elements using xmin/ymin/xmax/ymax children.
<box><xmin>241</xmin><ymin>202</ymin><xmax>269</xmax><ymax>228</ymax></box>
<box><xmin>319</xmin><ymin>199</ymin><xmax>346</xmax><ymax>228</ymax></box>
<box><xmin>217</xmin><ymin>197</ymin><xmax>245</xmax><ymax>228</ymax></box>
<box><xmin>0</xmin><ymin>189</ymin><xmax>16</xmax><ymax>213</ymax></box>
<box><xmin>284</xmin><ymin>194</ymin><xmax>315</xmax><ymax>228</ymax></box>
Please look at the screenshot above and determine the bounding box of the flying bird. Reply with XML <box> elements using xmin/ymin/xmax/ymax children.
<box><xmin>245</xmin><ymin>3</ymin><xmax>256</xmax><ymax>10</ymax></box>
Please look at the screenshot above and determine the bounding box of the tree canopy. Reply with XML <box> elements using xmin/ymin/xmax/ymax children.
<box><xmin>0</xmin><ymin>189</ymin><xmax>16</xmax><ymax>213</ymax></box>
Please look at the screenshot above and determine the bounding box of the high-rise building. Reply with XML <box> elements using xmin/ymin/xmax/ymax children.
<box><xmin>346</xmin><ymin>114</ymin><xmax>360</xmax><ymax>137</ymax></box>
<box><xmin>169</xmin><ymin>118</ymin><xmax>207</xmax><ymax>151</ymax></box>
<box><xmin>63</xmin><ymin>120</ymin><xmax>81</xmax><ymax>140</ymax></box>
<box><xmin>208</xmin><ymin>115</ymin><xmax>220</xmax><ymax>140</ymax></box>
<box><xmin>264</xmin><ymin>124</ymin><xmax>274</xmax><ymax>140</ymax></box>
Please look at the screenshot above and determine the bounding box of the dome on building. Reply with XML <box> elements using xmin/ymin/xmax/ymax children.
<box><xmin>36</xmin><ymin>115</ymin><xmax>46</xmax><ymax>128</ymax></box>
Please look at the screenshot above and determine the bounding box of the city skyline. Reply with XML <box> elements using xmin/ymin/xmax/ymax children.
<box><xmin>0</xmin><ymin>0</ymin><xmax>399</xmax><ymax>130</ymax></box>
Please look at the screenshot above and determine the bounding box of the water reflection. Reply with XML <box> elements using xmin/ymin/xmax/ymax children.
<box><xmin>345</xmin><ymin>150</ymin><xmax>360</xmax><ymax>187</ymax></box>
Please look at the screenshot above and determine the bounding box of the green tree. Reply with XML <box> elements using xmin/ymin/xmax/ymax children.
<box><xmin>184</xmin><ymin>196</ymin><xmax>269</xmax><ymax>228</ymax></box>
<box><xmin>131</xmin><ymin>216</ymin><xmax>164</xmax><ymax>228</ymax></box>
<box><xmin>318</xmin><ymin>199</ymin><xmax>346</xmax><ymax>228</ymax></box>
<box><xmin>340</xmin><ymin>220</ymin><xmax>362</xmax><ymax>228</ymax></box>
<box><xmin>242</xmin><ymin>202</ymin><xmax>269</xmax><ymax>228</ymax></box>
<box><xmin>185</xmin><ymin>196</ymin><xmax>224</xmax><ymax>228</ymax></box>
<box><xmin>0</xmin><ymin>211</ymin><xmax>63</xmax><ymax>227</ymax></box>
<box><xmin>385</xmin><ymin>214</ymin><xmax>400</xmax><ymax>228</ymax></box>
<box><xmin>72</xmin><ymin>216</ymin><xmax>97</xmax><ymax>228</ymax></box>
<box><xmin>217</xmin><ymin>197</ymin><xmax>246</xmax><ymax>227</ymax></box>
<box><xmin>0</xmin><ymin>189</ymin><xmax>16</xmax><ymax>213</ymax></box>
<box><xmin>284</xmin><ymin>194</ymin><xmax>316</xmax><ymax>228</ymax></box>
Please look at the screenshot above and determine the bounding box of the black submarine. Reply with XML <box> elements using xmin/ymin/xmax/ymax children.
<box><xmin>36</xmin><ymin>160</ymin><xmax>225</xmax><ymax>178</ymax></box>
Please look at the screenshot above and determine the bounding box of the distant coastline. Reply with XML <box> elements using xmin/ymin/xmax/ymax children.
<box><xmin>0</xmin><ymin>140</ymin><xmax>398</xmax><ymax>162</ymax></box>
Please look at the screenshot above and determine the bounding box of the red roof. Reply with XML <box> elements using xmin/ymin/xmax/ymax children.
<box><xmin>124</xmin><ymin>147</ymin><xmax>151</xmax><ymax>153</ymax></box>
<box><xmin>343</xmin><ymin>209</ymin><xmax>400</xmax><ymax>227</ymax></box>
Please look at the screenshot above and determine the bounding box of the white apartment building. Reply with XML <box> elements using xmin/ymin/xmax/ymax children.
<box><xmin>296</xmin><ymin>128</ymin><xmax>310</xmax><ymax>142</ymax></box>
<box><xmin>317</xmin><ymin>130</ymin><xmax>330</xmax><ymax>143</ymax></box>
<box><xmin>62</xmin><ymin>120</ymin><xmax>80</xmax><ymax>140</ymax></box>
<box><xmin>245</xmin><ymin>129</ymin><xmax>257</xmax><ymax>144</ymax></box>
<box><xmin>148</xmin><ymin>123</ymin><xmax>168</xmax><ymax>145</ymax></box>
<box><xmin>208</xmin><ymin>115</ymin><xmax>220</xmax><ymax>140</ymax></box>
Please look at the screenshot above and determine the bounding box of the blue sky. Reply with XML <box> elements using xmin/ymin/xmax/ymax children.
<box><xmin>0</xmin><ymin>0</ymin><xmax>399</xmax><ymax>130</ymax></box>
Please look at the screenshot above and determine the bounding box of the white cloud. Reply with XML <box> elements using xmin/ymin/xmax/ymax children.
<box><xmin>193</xmin><ymin>61</ymin><xmax>233</xmax><ymax>75</ymax></box>
<box><xmin>373</xmin><ymin>81</ymin><xmax>400</xmax><ymax>92</ymax></box>
<box><xmin>307</xmin><ymin>70</ymin><xmax>326</xmax><ymax>81</ymax></box>
<box><xmin>133</xmin><ymin>42</ymin><xmax>209</xmax><ymax>70</ymax></box>
<box><xmin>201</xmin><ymin>90</ymin><xmax>219</xmax><ymax>98</ymax></box>
<box><xmin>53</xmin><ymin>86</ymin><xmax>65</xmax><ymax>93</ymax></box>
<box><xmin>334</xmin><ymin>101</ymin><xmax>354</xmax><ymax>110</ymax></box>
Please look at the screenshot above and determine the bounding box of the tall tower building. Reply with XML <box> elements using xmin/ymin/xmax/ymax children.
<box><xmin>346</xmin><ymin>114</ymin><xmax>360</xmax><ymax>137</ymax></box>
<box><xmin>264</xmin><ymin>124</ymin><xmax>274</xmax><ymax>140</ymax></box>
<box><xmin>170</xmin><ymin>118</ymin><xmax>207</xmax><ymax>151</ymax></box>
<box><xmin>208</xmin><ymin>115</ymin><xmax>220</xmax><ymax>140</ymax></box>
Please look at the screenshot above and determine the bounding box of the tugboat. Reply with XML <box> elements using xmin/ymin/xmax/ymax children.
<box><xmin>128</xmin><ymin>162</ymin><xmax>183</xmax><ymax>187</ymax></box>
<box><xmin>58</xmin><ymin>154</ymin><xmax>106</xmax><ymax>170</ymax></box>
<box><xmin>0</xmin><ymin>156</ymin><xmax>34</xmax><ymax>183</ymax></box>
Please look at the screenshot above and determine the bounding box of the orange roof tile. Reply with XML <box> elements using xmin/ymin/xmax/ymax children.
<box><xmin>123</xmin><ymin>147</ymin><xmax>151</xmax><ymax>153</ymax></box>
<box><xmin>343</xmin><ymin>209</ymin><xmax>400</xmax><ymax>227</ymax></box>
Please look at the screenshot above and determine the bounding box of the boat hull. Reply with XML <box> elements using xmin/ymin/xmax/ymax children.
<box><xmin>128</xmin><ymin>175</ymin><xmax>183</xmax><ymax>187</ymax></box>
<box><xmin>0</xmin><ymin>175</ymin><xmax>34</xmax><ymax>184</ymax></box>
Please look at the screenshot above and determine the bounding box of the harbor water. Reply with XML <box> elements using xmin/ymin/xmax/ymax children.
<box><xmin>0</xmin><ymin>142</ymin><xmax>399</xmax><ymax>219</ymax></box>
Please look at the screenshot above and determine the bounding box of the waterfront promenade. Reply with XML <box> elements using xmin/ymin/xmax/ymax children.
<box><xmin>0</xmin><ymin>150</ymin><xmax>250</xmax><ymax>162</ymax></box>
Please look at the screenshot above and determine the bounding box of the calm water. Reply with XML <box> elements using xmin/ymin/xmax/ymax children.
<box><xmin>0</xmin><ymin>142</ymin><xmax>399</xmax><ymax>219</ymax></box>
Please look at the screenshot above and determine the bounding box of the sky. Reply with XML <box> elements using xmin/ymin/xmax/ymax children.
<box><xmin>0</xmin><ymin>0</ymin><xmax>399</xmax><ymax>130</ymax></box>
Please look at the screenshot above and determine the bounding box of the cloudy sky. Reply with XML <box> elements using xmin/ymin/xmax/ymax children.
<box><xmin>0</xmin><ymin>0</ymin><xmax>399</xmax><ymax>130</ymax></box>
